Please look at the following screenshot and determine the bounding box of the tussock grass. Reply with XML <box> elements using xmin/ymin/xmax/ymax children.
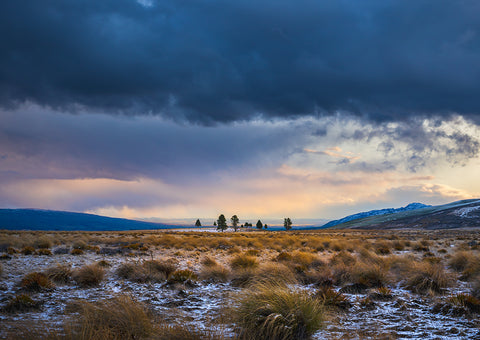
<box><xmin>404</xmin><ymin>262</ymin><xmax>453</xmax><ymax>294</ymax></box>
<box><xmin>202</xmin><ymin>256</ymin><xmax>218</xmax><ymax>267</ymax></box>
<box><xmin>21</xmin><ymin>272</ymin><xmax>55</xmax><ymax>291</ymax></box>
<box><xmin>230</xmin><ymin>254</ymin><xmax>258</xmax><ymax>270</ymax></box>
<box><xmin>316</xmin><ymin>287</ymin><xmax>351</xmax><ymax>310</ymax></box>
<box><xmin>65</xmin><ymin>295</ymin><xmax>153</xmax><ymax>339</ymax></box>
<box><xmin>447</xmin><ymin>293</ymin><xmax>480</xmax><ymax>313</ymax></box>
<box><xmin>3</xmin><ymin>294</ymin><xmax>42</xmax><ymax>313</ymax></box>
<box><xmin>167</xmin><ymin>269</ymin><xmax>198</xmax><ymax>284</ymax></box>
<box><xmin>233</xmin><ymin>281</ymin><xmax>323</xmax><ymax>340</ymax></box>
<box><xmin>37</xmin><ymin>248</ymin><xmax>52</xmax><ymax>256</ymax></box>
<box><xmin>199</xmin><ymin>264</ymin><xmax>230</xmax><ymax>283</ymax></box>
<box><xmin>448</xmin><ymin>251</ymin><xmax>473</xmax><ymax>272</ymax></box>
<box><xmin>21</xmin><ymin>246</ymin><xmax>35</xmax><ymax>255</ymax></box>
<box><xmin>72</xmin><ymin>264</ymin><xmax>105</xmax><ymax>287</ymax></box>
<box><xmin>45</xmin><ymin>264</ymin><xmax>72</xmax><ymax>284</ymax></box>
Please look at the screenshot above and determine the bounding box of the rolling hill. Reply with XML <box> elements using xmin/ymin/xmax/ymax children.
<box><xmin>328</xmin><ymin>199</ymin><xmax>480</xmax><ymax>229</ymax></box>
<box><xmin>0</xmin><ymin>209</ymin><xmax>180</xmax><ymax>231</ymax></box>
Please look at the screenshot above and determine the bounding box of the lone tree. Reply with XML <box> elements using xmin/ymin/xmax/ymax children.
<box><xmin>231</xmin><ymin>215</ymin><xmax>240</xmax><ymax>232</ymax></box>
<box><xmin>217</xmin><ymin>214</ymin><xmax>228</xmax><ymax>232</ymax></box>
<box><xmin>195</xmin><ymin>219</ymin><xmax>202</xmax><ymax>227</ymax></box>
<box><xmin>256</xmin><ymin>220</ymin><xmax>263</xmax><ymax>229</ymax></box>
<box><xmin>284</xmin><ymin>218</ymin><xmax>292</xmax><ymax>231</ymax></box>
<box><xmin>264</xmin><ymin>224</ymin><xmax>268</xmax><ymax>229</ymax></box>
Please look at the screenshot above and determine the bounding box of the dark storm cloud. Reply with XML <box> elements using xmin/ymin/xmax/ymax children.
<box><xmin>0</xmin><ymin>107</ymin><xmax>303</xmax><ymax>182</ymax></box>
<box><xmin>1</xmin><ymin>1</ymin><xmax>480</xmax><ymax>123</ymax></box>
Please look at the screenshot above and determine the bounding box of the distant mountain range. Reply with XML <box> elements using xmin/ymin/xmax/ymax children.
<box><xmin>326</xmin><ymin>199</ymin><xmax>480</xmax><ymax>230</ymax></box>
<box><xmin>0</xmin><ymin>209</ymin><xmax>180</xmax><ymax>231</ymax></box>
<box><xmin>1</xmin><ymin>199</ymin><xmax>479</xmax><ymax>231</ymax></box>
<box><xmin>321</xmin><ymin>202</ymin><xmax>431</xmax><ymax>229</ymax></box>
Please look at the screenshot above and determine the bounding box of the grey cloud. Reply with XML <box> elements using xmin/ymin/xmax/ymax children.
<box><xmin>1</xmin><ymin>1</ymin><xmax>480</xmax><ymax>123</ymax></box>
<box><xmin>0</xmin><ymin>107</ymin><xmax>305</xmax><ymax>183</ymax></box>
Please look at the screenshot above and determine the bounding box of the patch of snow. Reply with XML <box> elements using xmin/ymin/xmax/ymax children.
<box><xmin>452</xmin><ymin>206</ymin><xmax>480</xmax><ymax>218</ymax></box>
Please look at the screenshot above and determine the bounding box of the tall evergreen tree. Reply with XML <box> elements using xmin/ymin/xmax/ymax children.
<box><xmin>284</xmin><ymin>218</ymin><xmax>292</xmax><ymax>231</ymax></box>
<box><xmin>195</xmin><ymin>219</ymin><xmax>202</xmax><ymax>227</ymax></box>
<box><xmin>231</xmin><ymin>215</ymin><xmax>240</xmax><ymax>232</ymax></box>
<box><xmin>217</xmin><ymin>214</ymin><xmax>228</xmax><ymax>232</ymax></box>
<box><xmin>256</xmin><ymin>220</ymin><xmax>263</xmax><ymax>229</ymax></box>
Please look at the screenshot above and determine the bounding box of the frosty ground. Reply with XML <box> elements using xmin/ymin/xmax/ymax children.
<box><xmin>1</xmin><ymin>229</ymin><xmax>480</xmax><ymax>339</ymax></box>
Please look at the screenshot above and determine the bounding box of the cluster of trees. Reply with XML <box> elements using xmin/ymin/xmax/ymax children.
<box><xmin>195</xmin><ymin>215</ymin><xmax>293</xmax><ymax>231</ymax></box>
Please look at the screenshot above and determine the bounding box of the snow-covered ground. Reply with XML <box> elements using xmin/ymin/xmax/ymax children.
<box><xmin>1</xmin><ymin>248</ymin><xmax>480</xmax><ymax>339</ymax></box>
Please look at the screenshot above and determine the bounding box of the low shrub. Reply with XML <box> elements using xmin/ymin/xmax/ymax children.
<box><xmin>45</xmin><ymin>264</ymin><xmax>72</xmax><ymax>284</ymax></box>
<box><xmin>21</xmin><ymin>272</ymin><xmax>55</xmax><ymax>291</ymax></box>
<box><xmin>234</xmin><ymin>282</ymin><xmax>323</xmax><ymax>340</ymax></box>
<box><xmin>72</xmin><ymin>264</ymin><xmax>105</xmax><ymax>287</ymax></box>
<box><xmin>3</xmin><ymin>294</ymin><xmax>42</xmax><ymax>313</ymax></box>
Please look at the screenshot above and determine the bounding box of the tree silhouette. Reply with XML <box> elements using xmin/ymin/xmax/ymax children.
<box><xmin>195</xmin><ymin>219</ymin><xmax>202</xmax><ymax>227</ymax></box>
<box><xmin>217</xmin><ymin>214</ymin><xmax>228</xmax><ymax>232</ymax></box>
<box><xmin>284</xmin><ymin>218</ymin><xmax>292</xmax><ymax>231</ymax></box>
<box><xmin>231</xmin><ymin>215</ymin><xmax>240</xmax><ymax>231</ymax></box>
<box><xmin>256</xmin><ymin>220</ymin><xmax>263</xmax><ymax>229</ymax></box>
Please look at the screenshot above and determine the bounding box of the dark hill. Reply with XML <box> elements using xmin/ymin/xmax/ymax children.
<box><xmin>329</xmin><ymin>199</ymin><xmax>480</xmax><ymax>230</ymax></box>
<box><xmin>0</xmin><ymin>209</ymin><xmax>179</xmax><ymax>231</ymax></box>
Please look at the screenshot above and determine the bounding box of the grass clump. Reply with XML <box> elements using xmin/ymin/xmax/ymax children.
<box><xmin>72</xmin><ymin>264</ymin><xmax>105</xmax><ymax>287</ymax></box>
<box><xmin>45</xmin><ymin>264</ymin><xmax>72</xmax><ymax>284</ymax></box>
<box><xmin>316</xmin><ymin>287</ymin><xmax>351</xmax><ymax>310</ymax></box>
<box><xmin>71</xmin><ymin>248</ymin><xmax>85</xmax><ymax>255</ymax></box>
<box><xmin>36</xmin><ymin>248</ymin><xmax>52</xmax><ymax>256</ymax></box>
<box><xmin>199</xmin><ymin>264</ymin><xmax>230</xmax><ymax>283</ymax></box>
<box><xmin>405</xmin><ymin>262</ymin><xmax>452</xmax><ymax>294</ymax></box>
<box><xmin>167</xmin><ymin>269</ymin><xmax>198</xmax><ymax>284</ymax></box>
<box><xmin>447</xmin><ymin>293</ymin><xmax>480</xmax><ymax>313</ymax></box>
<box><xmin>201</xmin><ymin>256</ymin><xmax>218</xmax><ymax>267</ymax></box>
<box><xmin>116</xmin><ymin>260</ymin><xmax>176</xmax><ymax>283</ymax></box>
<box><xmin>230</xmin><ymin>254</ymin><xmax>259</xmax><ymax>270</ymax></box>
<box><xmin>448</xmin><ymin>251</ymin><xmax>473</xmax><ymax>272</ymax></box>
<box><xmin>3</xmin><ymin>294</ymin><xmax>42</xmax><ymax>313</ymax></box>
<box><xmin>21</xmin><ymin>246</ymin><xmax>35</xmax><ymax>255</ymax></box>
<box><xmin>66</xmin><ymin>295</ymin><xmax>153</xmax><ymax>339</ymax></box>
<box><xmin>20</xmin><ymin>272</ymin><xmax>55</xmax><ymax>291</ymax></box>
<box><xmin>234</xmin><ymin>282</ymin><xmax>323</xmax><ymax>340</ymax></box>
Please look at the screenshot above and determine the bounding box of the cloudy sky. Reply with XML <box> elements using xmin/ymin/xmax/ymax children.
<box><xmin>1</xmin><ymin>0</ymin><xmax>479</xmax><ymax>223</ymax></box>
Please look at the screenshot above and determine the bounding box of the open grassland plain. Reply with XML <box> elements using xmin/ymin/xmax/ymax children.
<box><xmin>1</xmin><ymin>229</ymin><xmax>480</xmax><ymax>339</ymax></box>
